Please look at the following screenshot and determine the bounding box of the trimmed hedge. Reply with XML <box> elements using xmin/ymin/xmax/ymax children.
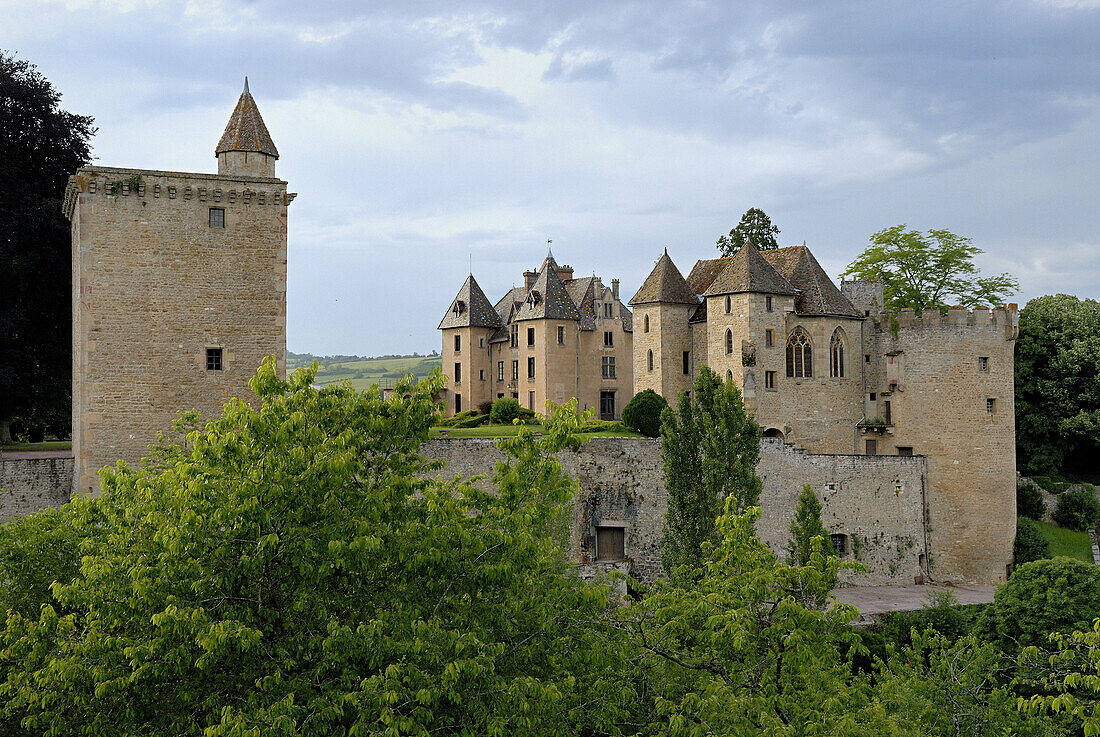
<box><xmin>489</xmin><ymin>397</ymin><xmax>521</xmax><ymax>425</ymax></box>
<box><xmin>622</xmin><ymin>389</ymin><xmax>669</xmax><ymax>437</ymax></box>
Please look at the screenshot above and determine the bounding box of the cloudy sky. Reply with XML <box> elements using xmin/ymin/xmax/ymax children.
<box><xmin>5</xmin><ymin>0</ymin><xmax>1099</xmax><ymax>355</ymax></box>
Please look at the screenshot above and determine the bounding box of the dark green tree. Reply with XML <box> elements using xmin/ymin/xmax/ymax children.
<box><xmin>659</xmin><ymin>365</ymin><xmax>762</xmax><ymax>572</ymax></box>
<box><xmin>1016</xmin><ymin>480</ymin><xmax>1046</xmax><ymax>521</ymax></box>
<box><xmin>992</xmin><ymin>556</ymin><xmax>1100</xmax><ymax>648</ymax></box>
<box><xmin>0</xmin><ymin>52</ymin><xmax>95</xmax><ymax>442</ymax></box>
<box><xmin>786</xmin><ymin>484</ymin><xmax>830</xmax><ymax>566</ymax></box>
<box><xmin>1052</xmin><ymin>488</ymin><xmax>1100</xmax><ymax>532</ymax></box>
<box><xmin>839</xmin><ymin>225</ymin><xmax>1018</xmax><ymax>314</ymax></box>
<box><xmin>1015</xmin><ymin>294</ymin><xmax>1100</xmax><ymax>475</ymax></box>
<box><xmin>716</xmin><ymin>207</ymin><xmax>780</xmax><ymax>256</ymax></box>
<box><xmin>621</xmin><ymin>388</ymin><xmax>669</xmax><ymax>437</ymax></box>
<box><xmin>1013</xmin><ymin>516</ymin><xmax>1051</xmax><ymax>565</ymax></box>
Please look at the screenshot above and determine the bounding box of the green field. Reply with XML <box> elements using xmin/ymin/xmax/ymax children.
<box><xmin>287</xmin><ymin>352</ymin><xmax>442</xmax><ymax>393</ymax></box>
<box><xmin>1034</xmin><ymin>519</ymin><xmax>1094</xmax><ymax>563</ymax></box>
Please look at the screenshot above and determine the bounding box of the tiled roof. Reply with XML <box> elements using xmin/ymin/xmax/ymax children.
<box><xmin>566</xmin><ymin>277</ymin><xmax>597</xmax><ymax>330</ymax></box>
<box><xmin>686</xmin><ymin>258</ymin><xmax>728</xmax><ymax>294</ymax></box>
<box><xmin>762</xmin><ymin>246</ymin><xmax>861</xmax><ymax>317</ymax></box>
<box><xmin>701</xmin><ymin>244</ymin><xmax>797</xmax><ymax>297</ymax></box>
<box><xmin>438</xmin><ymin>274</ymin><xmax>503</xmax><ymax>329</ymax></box>
<box><xmin>619</xmin><ymin>301</ymin><xmax>634</xmax><ymax>332</ymax></box>
<box><xmin>494</xmin><ymin>287</ymin><xmax>525</xmax><ymax>323</ymax></box>
<box><xmin>689</xmin><ymin>299</ymin><xmax>707</xmax><ymax>323</ymax></box>
<box><xmin>630</xmin><ymin>250</ymin><xmax>700</xmax><ymax>305</ymax></box>
<box><xmin>216</xmin><ymin>78</ymin><xmax>279</xmax><ymax>158</ymax></box>
<box><xmin>513</xmin><ymin>261</ymin><xmax>581</xmax><ymax>322</ymax></box>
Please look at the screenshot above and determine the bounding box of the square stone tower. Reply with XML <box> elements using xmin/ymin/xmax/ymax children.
<box><xmin>63</xmin><ymin>79</ymin><xmax>294</xmax><ymax>494</ymax></box>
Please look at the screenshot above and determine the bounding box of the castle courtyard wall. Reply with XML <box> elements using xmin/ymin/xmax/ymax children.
<box><xmin>0</xmin><ymin>455</ymin><xmax>74</xmax><ymax>524</ymax></box>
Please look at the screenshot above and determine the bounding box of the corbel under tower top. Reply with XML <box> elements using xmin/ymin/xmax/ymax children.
<box><xmin>216</xmin><ymin>77</ymin><xmax>280</xmax><ymax>178</ymax></box>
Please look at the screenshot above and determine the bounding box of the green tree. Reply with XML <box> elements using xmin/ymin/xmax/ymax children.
<box><xmin>1016</xmin><ymin>480</ymin><xmax>1046</xmax><ymax>521</ymax></box>
<box><xmin>659</xmin><ymin>366</ymin><xmax>762</xmax><ymax>572</ymax></box>
<box><xmin>621</xmin><ymin>388</ymin><xmax>669</xmax><ymax>437</ymax></box>
<box><xmin>1015</xmin><ymin>295</ymin><xmax>1100</xmax><ymax>475</ymax></box>
<box><xmin>1020</xmin><ymin>619</ymin><xmax>1100</xmax><ymax>736</ymax></box>
<box><xmin>786</xmin><ymin>483</ymin><xmax>830</xmax><ymax>567</ymax></box>
<box><xmin>716</xmin><ymin>207</ymin><xmax>780</xmax><ymax>256</ymax></box>
<box><xmin>839</xmin><ymin>225</ymin><xmax>1018</xmax><ymax>314</ymax></box>
<box><xmin>0</xmin><ymin>362</ymin><xmax>631</xmax><ymax>736</ymax></box>
<box><xmin>991</xmin><ymin>556</ymin><xmax>1100</xmax><ymax>649</ymax></box>
<box><xmin>1013</xmin><ymin>516</ymin><xmax>1051</xmax><ymax>565</ymax></box>
<box><xmin>1052</xmin><ymin>487</ymin><xmax>1100</xmax><ymax>532</ymax></box>
<box><xmin>0</xmin><ymin>52</ymin><xmax>95</xmax><ymax>443</ymax></box>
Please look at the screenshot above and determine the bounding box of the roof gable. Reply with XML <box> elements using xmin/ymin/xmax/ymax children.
<box><xmin>513</xmin><ymin>262</ymin><xmax>580</xmax><ymax>322</ymax></box>
<box><xmin>761</xmin><ymin>246</ymin><xmax>861</xmax><ymax>317</ymax></box>
<box><xmin>438</xmin><ymin>274</ymin><xmax>503</xmax><ymax>329</ymax></box>
<box><xmin>702</xmin><ymin>243</ymin><xmax>796</xmax><ymax>297</ymax></box>
<box><xmin>630</xmin><ymin>250</ymin><xmax>700</xmax><ymax>305</ymax></box>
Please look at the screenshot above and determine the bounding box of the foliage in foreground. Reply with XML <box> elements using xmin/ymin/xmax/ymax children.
<box><xmin>1016</xmin><ymin>479</ymin><xmax>1046</xmax><ymax>521</ymax></box>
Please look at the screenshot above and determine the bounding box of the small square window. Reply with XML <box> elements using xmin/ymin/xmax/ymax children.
<box><xmin>830</xmin><ymin>534</ymin><xmax>847</xmax><ymax>554</ymax></box>
<box><xmin>209</xmin><ymin>207</ymin><xmax>225</xmax><ymax>228</ymax></box>
<box><xmin>979</xmin><ymin>356</ymin><xmax>989</xmax><ymax>371</ymax></box>
<box><xmin>869</xmin><ymin>392</ymin><xmax>876</xmax><ymax>401</ymax></box>
<box><xmin>596</xmin><ymin>526</ymin><xmax>625</xmax><ymax>561</ymax></box>
<box><xmin>206</xmin><ymin>347</ymin><xmax>223</xmax><ymax>371</ymax></box>
<box><xmin>897</xmin><ymin>446</ymin><xmax>914</xmax><ymax>456</ymax></box>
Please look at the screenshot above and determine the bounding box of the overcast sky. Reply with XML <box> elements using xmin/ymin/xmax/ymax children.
<box><xmin>5</xmin><ymin>0</ymin><xmax>1099</xmax><ymax>355</ymax></box>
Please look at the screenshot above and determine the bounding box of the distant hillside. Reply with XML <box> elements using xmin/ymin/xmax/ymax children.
<box><xmin>287</xmin><ymin>351</ymin><xmax>442</xmax><ymax>392</ymax></box>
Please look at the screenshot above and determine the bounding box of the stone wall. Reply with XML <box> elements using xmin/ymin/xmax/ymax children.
<box><xmin>423</xmin><ymin>436</ymin><xmax>928</xmax><ymax>586</ymax></box>
<box><xmin>0</xmin><ymin>457</ymin><xmax>74</xmax><ymax>524</ymax></box>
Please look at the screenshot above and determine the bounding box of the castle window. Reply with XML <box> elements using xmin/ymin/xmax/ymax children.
<box><xmin>766</xmin><ymin>295</ymin><xmax>773</xmax><ymax>312</ymax></box>
<box><xmin>510</xmin><ymin>324</ymin><xmax>518</xmax><ymax>348</ymax></box>
<box><xmin>596</xmin><ymin>526</ymin><xmax>625</xmax><ymax>561</ymax></box>
<box><xmin>830</xmin><ymin>534</ymin><xmax>847</xmax><ymax>555</ymax></box>
<box><xmin>602</xmin><ymin>356</ymin><xmax>616</xmax><ymax>379</ymax></box>
<box><xmin>498</xmin><ymin>361</ymin><xmax>504</xmax><ymax>381</ymax></box>
<box><xmin>454</xmin><ymin>363</ymin><xmax>461</xmax><ymax>382</ymax></box>
<box><xmin>765</xmin><ymin>370</ymin><xmax>776</xmax><ymax>389</ymax></box>
<box><xmin>479</xmin><ymin>337</ymin><xmax>485</xmax><ymax>348</ymax></box>
<box><xmin>205</xmin><ymin>347</ymin><xmax>223</xmax><ymax>371</ymax></box>
<box><xmin>455</xmin><ymin>394</ymin><xmax>461</xmax><ymax>413</ymax></box>
<box><xmin>454</xmin><ymin>334</ymin><xmax>461</xmax><ymax>352</ymax></box>
<box><xmin>979</xmin><ymin>356</ymin><xmax>989</xmax><ymax>371</ymax></box>
<box><xmin>529</xmin><ymin>391</ymin><xmax>536</xmax><ymax>410</ymax></box>
<box><xmin>865</xmin><ymin>439</ymin><xmax>877</xmax><ymax>455</ymax></box>
<box><xmin>527</xmin><ymin>356</ymin><xmax>535</xmax><ymax>379</ymax></box>
<box><xmin>603</xmin><ymin>303</ymin><xmax>613</xmax><ymax>318</ymax></box>
<box><xmin>865</xmin><ymin>354</ymin><xmax>871</xmax><ymax>364</ymax></box>
<box><xmin>987</xmin><ymin>398</ymin><xmax>995</xmax><ymax>413</ymax></box>
<box><xmin>884</xmin><ymin>400</ymin><xmax>892</xmax><ymax>424</ymax></box>
<box><xmin>604</xmin><ymin>331</ymin><xmax>614</xmax><ymax>347</ymax></box>
<box><xmin>725</xmin><ymin>295</ymin><xmax>731</xmax><ymax>314</ymax></box>
<box><xmin>725</xmin><ymin>328</ymin><xmax>734</xmax><ymax>355</ymax></box>
<box><xmin>726</xmin><ymin>370</ymin><xmax>733</xmax><ymax>382</ymax></box>
<box><xmin>527</xmin><ymin>327</ymin><xmax>535</xmax><ymax>346</ymax></box>
<box><xmin>765</xmin><ymin>329</ymin><xmax>774</xmax><ymax>347</ymax></box>
<box><xmin>869</xmin><ymin>392</ymin><xmax>876</xmax><ymax>401</ymax></box>
<box><xmin>512</xmin><ymin>360</ymin><xmax>518</xmax><ymax>380</ymax></box>
<box><xmin>479</xmin><ymin>369</ymin><xmax>485</xmax><ymax>381</ymax></box>
<box><xmin>829</xmin><ymin>329</ymin><xmax>845</xmax><ymax>378</ymax></box>
<box><xmin>683</xmin><ymin>351</ymin><xmax>690</xmax><ymax>375</ymax></box>
<box><xmin>786</xmin><ymin>328</ymin><xmax>812</xmax><ymax>378</ymax></box>
<box><xmin>644</xmin><ymin>314</ymin><xmax>650</xmax><ymax>332</ymax></box>
<box><xmin>208</xmin><ymin>207</ymin><xmax>225</xmax><ymax>228</ymax></box>
<box><xmin>647</xmin><ymin>350</ymin><xmax>654</xmax><ymax>372</ymax></box>
<box><xmin>558</xmin><ymin>326</ymin><xmax>565</xmax><ymax>345</ymax></box>
<box><xmin>897</xmin><ymin>446</ymin><xmax>914</xmax><ymax>456</ymax></box>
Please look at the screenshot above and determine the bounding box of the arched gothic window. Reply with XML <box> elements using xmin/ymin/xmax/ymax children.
<box><xmin>647</xmin><ymin>349</ymin><xmax>654</xmax><ymax>371</ymax></box>
<box><xmin>726</xmin><ymin>370</ymin><xmax>734</xmax><ymax>382</ymax></box>
<box><xmin>725</xmin><ymin>295</ymin><xmax>732</xmax><ymax>313</ymax></box>
<box><xmin>786</xmin><ymin>328</ymin><xmax>812</xmax><ymax>378</ymax></box>
<box><xmin>644</xmin><ymin>314</ymin><xmax>650</xmax><ymax>332</ymax></box>
<box><xmin>725</xmin><ymin>328</ymin><xmax>733</xmax><ymax>355</ymax></box>
<box><xmin>830</xmin><ymin>329</ymin><xmax>845</xmax><ymax>378</ymax></box>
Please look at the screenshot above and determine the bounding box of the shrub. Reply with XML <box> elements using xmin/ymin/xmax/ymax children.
<box><xmin>992</xmin><ymin>556</ymin><xmax>1100</xmax><ymax>647</ymax></box>
<box><xmin>477</xmin><ymin>400</ymin><xmax>493</xmax><ymax>415</ymax></box>
<box><xmin>489</xmin><ymin>397</ymin><xmax>521</xmax><ymax>424</ymax></box>
<box><xmin>437</xmin><ymin>410</ymin><xmax>487</xmax><ymax>428</ymax></box>
<box><xmin>1013</xmin><ymin>516</ymin><xmax>1050</xmax><ymax>565</ymax></box>
<box><xmin>577</xmin><ymin>419</ymin><xmax>625</xmax><ymax>433</ymax></box>
<box><xmin>621</xmin><ymin>389</ymin><xmax>669</xmax><ymax>437</ymax></box>
<box><xmin>1052</xmin><ymin>487</ymin><xmax>1100</xmax><ymax>531</ymax></box>
<box><xmin>1016</xmin><ymin>480</ymin><xmax>1046</xmax><ymax>520</ymax></box>
<box><xmin>1032</xmin><ymin>475</ymin><xmax>1071</xmax><ymax>494</ymax></box>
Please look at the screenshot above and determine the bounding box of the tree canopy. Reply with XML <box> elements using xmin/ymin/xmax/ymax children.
<box><xmin>839</xmin><ymin>225</ymin><xmax>1018</xmax><ymax>314</ymax></box>
<box><xmin>0</xmin><ymin>52</ymin><xmax>94</xmax><ymax>442</ymax></box>
<box><xmin>1015</xmin><ymin>294</ymin><xmax>1100</xmax><ymax>476</ymax></box>
<box><xmin>716</xmin><ymin>207</ymin><xmax>780</xmax><ymax>256</ymax></box>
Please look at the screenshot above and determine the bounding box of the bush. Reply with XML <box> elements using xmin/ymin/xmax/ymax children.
<box><xmin>489</xmin><ymin>397</ymin><xmax>521</xmax><ymax>424</ymax></box>
<box><xmin>477</xmin><ymin>400</ymin><xmax>493</xmax><ymax>415</ymax></box>
<box><xmin>992</xmin><ymin>556</ymin><xmax>1100</xmax><ymax>647</ymax></box>
<box><xmin>1052</xmin><ymin>487</ymin><xmax>1100</xmax><ymax>531</ymax></box>
<box><xmin>621</xmin><ymin>389</ymin><xmax>669</xmax><ymax>437</ymax></box>
<box><xmin>1013</xmin><ymin>516</ymin><xmax>1050</xmax><ymax>565</ymax></box>
<box><xmin>1032</xmin><ymin>475</ymin><xmax>1071</xmax><ymax>494</ymax></box>
<box><xmin>577</xmin><ymin>419</ymin><xmax>625</xmax><ymax>433</ymax></box>
<box><xmin>1016</xmin><ymin>480</ymin><xmax>1046</xmax><ymax>520</ymax></box>
<box><xmin>437</xmin><ymin>410</ymin><xmax>488</xmax><ymax>428</ymax></box>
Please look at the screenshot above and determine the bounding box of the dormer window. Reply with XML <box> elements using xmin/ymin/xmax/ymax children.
<box><xmin>453</xmin><ymin>299</ymin><xmax>466</xmax><ymax>315</ymax></box>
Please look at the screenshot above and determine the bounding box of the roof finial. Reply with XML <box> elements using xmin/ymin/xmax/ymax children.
<box><xmin>243</xmin><ymin>76</ymin><xmax>250</xmax><ymax>95</ymax></box>
<box><xmin>664</xmin><ymin>246</ymin><xmax>668</xmax><ymax>255</ymax></box>
<box><xmin>547</xmin><ymin>238</ymin><xmax>554</xmax><ymax>260</ymax></box>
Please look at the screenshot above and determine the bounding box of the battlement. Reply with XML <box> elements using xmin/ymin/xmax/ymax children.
<box><xmin>62</xmin><ymin>166</ymin><xmax>296</xmax><ymax>220</ymax></box>
<box><xmin>878</xmin><ymin>304</ymin><xmax>1019</xmax><ymax>337</ymax></box>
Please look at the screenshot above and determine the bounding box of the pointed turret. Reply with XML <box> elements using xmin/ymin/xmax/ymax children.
<box><xmin>439</xmin><ymin>274</ymin><xmax>502</xmax><ymax>330</ymax></box>
<box><xmin>514</xmin><ymin>259</ymin><xmax>580</xmax><ymax>321</ymax></box>
<box><xmin>216</xmin><ymin>77</ymin><xmax>280</xmax><ymax>177</ymax></box>
<box><xmin>630</xmin><ymin>250</ymin><xmax>700</xmax><ymax>306</ymax></box>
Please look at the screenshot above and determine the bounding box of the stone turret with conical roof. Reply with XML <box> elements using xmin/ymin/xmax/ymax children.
<box><xmin>630</xmin><ymin>248</ymin><xmax>700</xmax><ymax>400</ymax></box>
<box><xmin>216</xmin><ymin>77</ymin><xmax>280</xmax><ymax>178</ymax></box>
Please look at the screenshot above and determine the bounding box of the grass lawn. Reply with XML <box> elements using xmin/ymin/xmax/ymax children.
<box><xmin>1033</xmin><ymin>519</ymin><xmax>1094</xmax><ymax>563</ymax></box>
<box><xmin>1</xmin><ymin>441</ymin><xmax>72</xmax><ymax>452</ymax></box>
<box><xmin>430</xmin><ymin>424</ymin><xmax>644</xmax><ymax>439</ymax></box>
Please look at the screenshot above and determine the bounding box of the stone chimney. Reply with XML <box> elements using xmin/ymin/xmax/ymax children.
<box><xmin>557</xmin><ymin>263</ymin><xmax>574</xmax><ymax>283</ymax></box>
<box><xmin>611</xmin><ymin>278</ymin><xmax>619</xmax><ymax>301</ymax></box>
<box><xmin>524</xmin><ymin>269</ymin><xmax>538</xmax><ymax>294</ymax></box>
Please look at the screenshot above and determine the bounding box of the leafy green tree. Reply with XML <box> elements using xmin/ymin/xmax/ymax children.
<box><xmin>839</xmin><ymin>225</ymin><xmax>1018</xmax><ymax>314</ymax></box>
<box><xmin>489</xmin><ymin>395</ymin><xmax>521</xmax><ymax>424</ymax></box>
<box><xmin>1013</xmin><ymin>516</ymin><xmax>1051</xmax><ymax>565</ymax></box>
<box><xmin>1052</xmin><ymin>487</ymin><xmax>1100</xmax><ymax>532</ymax></box>
<box><xmin>621</xmin><ymin>388</ymin><xmax>669</xmax><ymax>437</ymax></box>
<box><xmin>785</xmin><ymin>483</ymin><xmax>830</xmax><ymax>567</ymax></box>
<box><xmin>659</xmin><ymin>366</ymin><xmax>762</xmax><ymax>572</ymax></box>
<box><xmin>0</xmin><ymin>362</ymin><xmax>631</xmax><ymax>736</ymax></box>
<box><xmin>1015</xmin><ymin>295</ymin><xmax>1100</xmax><ymax>475</ymax></box>
<box><xmin>1017</xmin><ymin>480</ymin><xmax>1046</xmax><ymax>521</ymax></box>
<box><xmin>992</xmin><ymin>556</ymin><xmax>1100</xmax><ymax>648</ymax></box>
<box><xmin>0</xmin><ymin>52</ymin><xmax>94</xmax><ymax>443</ymax></box>
<box><xmin>716</xmin><ymin>207</ymin><xmax>780</xmax><ymax>256</ymax></box>
<box><xmin>1019</xmin><ymin>619</ymin><xmax>1100</xmax><ymax>736</ymax></box>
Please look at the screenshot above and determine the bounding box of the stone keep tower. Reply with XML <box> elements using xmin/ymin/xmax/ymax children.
<box><xmin>64</xmin><ymin>79</ymin><xmax>294</xmax><ymax>494</ymax></box>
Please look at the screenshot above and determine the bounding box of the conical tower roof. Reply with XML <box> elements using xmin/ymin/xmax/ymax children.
<box><xmin>630</xmin><ymin>249</ymin><xmax>699</xmax><ymax>305</ymax></box>
<box><xmin>216</xmin><ymin>77</ymin><xmax>279</xmax><ymax>158</ymax></box>
<box><xmin>762</xmin><ymin>246</ymin><xmax>861</xmax><ymax>317</ymax></box>
<box><xmin>700</xmin><ymin>244</ymin><xmax>796</xmax><ymax>297</ymax></box>
<box><xmin>514</xmin><ymin>260</ymin><xmax>580</xmax><ymax>321</ymax></box>
<box><xmin>438</xmin><ymin>274</ymin><xmax>502</xmax><ymax>329</ymax></box>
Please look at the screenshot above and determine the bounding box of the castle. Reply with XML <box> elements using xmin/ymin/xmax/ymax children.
<box><xmin>63</xmin><ymin>79</ymin><xmax>292</xmax><ymax>493</ymax></box>
<box><xmin>439</xmin><ymin>253</ymin><xmax>633</xmax><ymax>419</ymax></box>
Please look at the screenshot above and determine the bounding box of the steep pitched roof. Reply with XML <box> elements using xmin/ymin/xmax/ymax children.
<box><xmin>216</xmin><ymin>78</ymin><xmax>280</xmax><ymax>158</ymax></box>
<box><xmin>686</xmin><ymin>258</ymin><xmax>728</xmax><ymax>294</ymax></box>
<box><xmin>438</xmin><ymin>275</ymin><xmax>503</xmax><ymax>330</ymax></box>
<box><xmin>494</xmin><ymin>286</ymin><xmax>525</xmax><ymax>322</ymax></box>
<box><xmin>513</xmin><ymin>262</ymin><xmax>580</xmax><ymax>322</ymax></box>
<box><xmin>630</xmin><ymin>250</ymin><xmax>700</xmax><ymax>305</ymax></box>
<box><xmin>701</xmin><ymin>244</ymin><xmax>797</xmax><ymax>297</ymax></box>
<box><xmin>762</xmin><ymin>246</ymin><xmax>861</xmax><ymax>317</ymax></box>
<box><xmin>566</xmin><ymin>276</ymin><xmax>597</xmax><ymax>330</ymax></box>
